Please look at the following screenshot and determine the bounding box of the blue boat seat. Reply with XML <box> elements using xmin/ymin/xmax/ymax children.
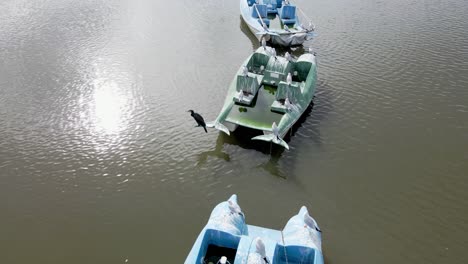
<box><xmin>275</xmin><ymin>245</ymin><xmax>317</xmax><ymax>263</ymax></box>
<box><xmin>252</xmin><ymin>4</ymin><xmax>270</xmax><ymax>27</ymax></box>
<box><xmin>195</xmin><ymin>229</ymin><xmax>241</xmax><ymax>264</ymax></box>
<box><xmin>245</xmin><ymin>238</ymin><xmax>277</xmax><ymax>264</ymax></box>
<box><xmin>276</xmin><ymin>0</ymin><xmax>283</xmax><ymax>8</ymax></box>
<box><xmin>252</xmin><ymin>4</ymin><xmax>268</xmax><ymax>18</ymax></box>
<box><xmin>258</xmin><ymin>18</ymin><xmax>270</xmax><ymax>27</ymax></box>
<box><xmin>247</xmin><ymin>0</ymin><xmax>255</xmax><ymax>7</ymax></box>
<box><xmin>263</xmin><ymin>0</ymin><xmax>278</xmax><ymax>14</ymax></box>
<box><xmin>280</xmin><ymin>5</ymin><xmax>297</xmax><ymax>25</ymax></box>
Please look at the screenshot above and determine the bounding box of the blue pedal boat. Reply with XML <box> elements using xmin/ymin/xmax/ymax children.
<box><xmin>240</xmin><ymin>0</ymin><xmax>317</xmax><ymax>47</ymax></box>
<box><xmin>185</xmin><ymin>195</ymin><xmax>324</xmax><ymax>264</ymax></box>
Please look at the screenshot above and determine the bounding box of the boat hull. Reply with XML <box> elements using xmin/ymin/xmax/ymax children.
<box><xmin>185</xmin><ymin>195</ymin><xmax>324</xmax><ymax>264</ymax></box>
<box><xmin>209</xmin><ymin>46</ymin><xmax>318</xmax><ymax>148</ymax></box>
<box><xmin>239</xmin><ymin>0</ymin><xmax>314</xmax><ymax>47</ymax></box>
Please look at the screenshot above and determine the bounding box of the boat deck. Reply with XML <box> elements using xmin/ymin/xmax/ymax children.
<box><xmin>267</xmin><ymin>13</ymin><xmax>294</xmax><ymax>31</ymax></box>
<box><xmin>226</xmin><ymin>85</ymin><xmax>284</xmax><ymax>131</ymax></box>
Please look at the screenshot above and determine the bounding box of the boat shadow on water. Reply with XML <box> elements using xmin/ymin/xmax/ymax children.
<box><xmin>197</xmin><ymin>77</ymin><xmax>334</xmax><ymax>179</ymax></box>
<box><xmin>197</xmin><ymin>99</ymin><xmax>324</xmax><ymax>178</ymax></box>
<box><xmin>239</xmin><ymin>17</ymin><xmax>260</xmax><ymax>51</ymax></box>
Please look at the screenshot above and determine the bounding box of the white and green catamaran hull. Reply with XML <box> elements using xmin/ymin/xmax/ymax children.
<box><xmin>208</xmin><ymin>46</ymin><xmax>318</xmax><ymax>149</ymax></box>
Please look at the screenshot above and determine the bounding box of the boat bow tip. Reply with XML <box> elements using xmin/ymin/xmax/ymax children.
<box><xmin>206</xmin><ymin>121</ymin><xmax>230</xmax><ymax>136</ymax></box>
<box><xmin>251</xmin><ymin>134</ymin><xmax>290</xmax><ymax>150</ymax></box>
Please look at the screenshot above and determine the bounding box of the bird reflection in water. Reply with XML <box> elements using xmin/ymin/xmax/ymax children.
<box><xmin>196</xmin><ymin>133</ymin><xmax>231</xmax><ymax>166</ymax></box>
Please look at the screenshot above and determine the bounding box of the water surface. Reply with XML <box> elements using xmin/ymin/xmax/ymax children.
<box><xmin>1</xmin><ymin>0</ymin><xmax>467</xmax><ymax>263</ymax></box>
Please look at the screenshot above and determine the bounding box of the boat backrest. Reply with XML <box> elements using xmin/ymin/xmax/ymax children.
<box><xmin>276</xmin><ymin>81</ymin><xmax>302</xmax><ymax>103</ymax></box>
<box><xmin>252</xmin><ymin>4</ymin><xmax>268</xmax><ymax>18</ymax></box>
<box><xmin>275</xmin><ymin>82</ymin><xmax>288</xmax><ymax>100</ymax></box>
<box><xmin>262</xmin><ymin>0</ymin><xmax>275</xmax><ymax>7</ymax></box>
<box><xmin>280</xmin><ymin>5</ymin><xmax>296</xmax><ymax>19</ymax></box>
<box><xmin>246</xmin><ymin>52</ymin><xmax>270</xmax><ymax>74</ymax></box>
<box><xmin>276</xmin><ymin>0</ymin><xmax>283</xmax><ymax>8</ymax></box>
<box><xmin>195</xmin><ymin>229</ymin><xmax>241</xmax><ymax>263</ymax></box>
<box><xmin>237</xmin><ymin>75</ymin><xmax>259</xmax><ymax>95</ymax></box>
<box><xmin>293</xmin><ymin>61</ymin><xmax>312</xmax><ymax>82</ymax></box>
<box><xmin>263</xmin><ymin>58</ymin><xmax>292</xmax><ymax>86</ymax></box>
<box><xmin>263</xmin><ymin>0</ymin><xmax>278</xmax><ymax>12</ymax></box>
<box><xmin>246</xmin><ymin>0</ymin><xmax>255</xmax><ymax>6</ymax></box>
<box><xmin>274</xmin><ymin>245</ymin><xmax>317</xmax><ymax>264</ymax></box>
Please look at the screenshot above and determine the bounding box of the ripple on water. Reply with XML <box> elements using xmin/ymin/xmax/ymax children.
<box><xmin>1</xmin><ymin>0</ymin><xmax>468</xmax><ymax>263</ymax></box>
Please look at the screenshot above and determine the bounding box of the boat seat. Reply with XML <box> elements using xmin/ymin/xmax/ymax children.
<box><xmin>250</xmin><ymin>72</ymin><xmax>264</xmax><ymax>84</ymax></box>
<box><xmin>258</xmin><ymin>18</ymin><xmax>270</xmax><ymax>27</ymax></box>
<box><xmin>246</xmin><ymin>53</ymin><xmax>270</xmax><ymax>75</ymax></box>
<box><xmin>271</xmin><ymin>100</ymin><xmax>287</xmax><ymax>113</ymax></box>
<box><xmin>263</xmin><ymin>57</ymin><xmax>293</xmax><ymax>86</ymax></box>
<box><xmin>271</xmin><ymin>81</ymin><xmax>300</xmax><ymax>113</ymax></box>
<box><xmin>196</xmin><ymin>229</ymin><xmax>241</xmax><ymax>264</ymax></box>
<box><xmin>245</xmin><ymin>238</ymin><xmax>277</xmax><ymax>264</ymax></box>
<box><xmin>252</xmin><ymin>4</ymin><xmax>268</xmax><ymax>18</ymax></box>
<box><xmin>251</xmin><ymin>4</ymin><xmax>270</xmax><ymax>27</ymax></box>
<box><xmin>233</xmin><ymin>236</ymin><xmax>253</xmax><ymax>264</ymax></box>
<box><xmin>233</xmin><ymin>74</ymin><xmax>260</xmax><ymax>106</ymax></box>
<box><xmin>275</xmin><ymin>0</ymin><xmax>283</xmax><ymax>8</ymax></box>
<box><xmin>274</xmin><ymin>245</ymin><xmax>317</xmax><ymax>263</ymax></box>
<box><xmin>247</xmin><ymin>0</ymin><xmax>255</xmax><ymax>7</ymax></box>
<box><xmin>263</xmin><ymin>0</ymin><xmax>278</xmax><ymax>14</ymax></box>
<box><xmin>293</xmin><ymin>61</ymin><xmax>312</xmax><ymax>82</ymax></box>
<box><xmin>279</xmin><ymin>5</ymin><xmax>297</xmax><ymax>25</ymax></box>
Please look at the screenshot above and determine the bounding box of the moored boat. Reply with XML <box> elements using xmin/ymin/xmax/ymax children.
<box><xmin>184</xmin><ymin>194</ymin><xmax>324</xmax><ymax>264</ymax></box>
<box><xmin>240</xmin><ymin>0</ymin><xmax>316</xmax><ymax>47</ymax></box>
<box><xmin>207</xmin><ymin>44</ymin><xmax>318</xmax><ymax>150</ymax></box>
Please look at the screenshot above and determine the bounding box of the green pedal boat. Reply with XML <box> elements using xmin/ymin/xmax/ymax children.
<box><xmin>207</xmin><ymin>44</ymin><xmax>318</xmax><ymax>150</ymax></box>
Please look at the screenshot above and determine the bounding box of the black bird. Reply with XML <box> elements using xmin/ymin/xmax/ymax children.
<box><xmin>187</xmin><ymin>110</ymin><xmax>207</xmax><ymax>133</ymax></box>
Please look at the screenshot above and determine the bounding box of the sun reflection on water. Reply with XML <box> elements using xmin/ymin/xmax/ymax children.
<box><xmin>91</xmin><ymin>79</ymin><xmax>128</xmax><ymax>134</ymax></box>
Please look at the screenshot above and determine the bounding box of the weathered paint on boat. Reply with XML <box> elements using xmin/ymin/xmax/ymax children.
<box><xmin>240</xmin><ymin>0</ymin><xmax>316</xmax><ymax>47</ymax></box>
<box><xmin>185</xmin><ymin>195</ymin><xmax>324</xmax><ymax>264</ymax></box>
<box><xmin>207</xmin><ymin>46</ymin><xmax>318</xmax><ymax>149</ymax></box>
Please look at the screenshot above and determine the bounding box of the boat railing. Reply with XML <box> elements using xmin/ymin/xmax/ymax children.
<box><xmin>296</xmin><ymin>6</ymin><xmax>316</xmax><ymax>32</ymax></box>
<box><xmin>253</xmin><ymin>3</ymin><xmax>268</xmax><ymax>29</ymax></box>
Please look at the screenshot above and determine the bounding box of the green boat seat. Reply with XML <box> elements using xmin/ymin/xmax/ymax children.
<box><xmin>270</xmin><ymin>100</ymin><xmax>287</xmax><ymax>113</ymax></box>
<box><xmin>271</xmin><ymin>81</ymin><xmax>301</xmax><ymax>113</ymax></box>
<box><xmin>263</xmin><ymin>57</ymin><xmax>292</xmax><ymax>86</ymax></box>
<box><xmin>280</xmin><ymin>5</ymin><xmax>297</xmax><ymax>25</ymax></box>
<box><xmin>293</xmin><ymin>61</ymin><xmax>312</xmax><ymax>82</ymax></box>
<box><xmin>251</xmin><ymin>72</ymin><xmax>264</xmax><ymax>85</ymax></box>
<box><xmin>246</xmin><ymin>52</ymin><xmax>270</xmax><ymax>75</ymax></box>
<box><xmin>233</xmin><ymin>74</ymin><xmax>260</xmax><ymax>106</ymax></box>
